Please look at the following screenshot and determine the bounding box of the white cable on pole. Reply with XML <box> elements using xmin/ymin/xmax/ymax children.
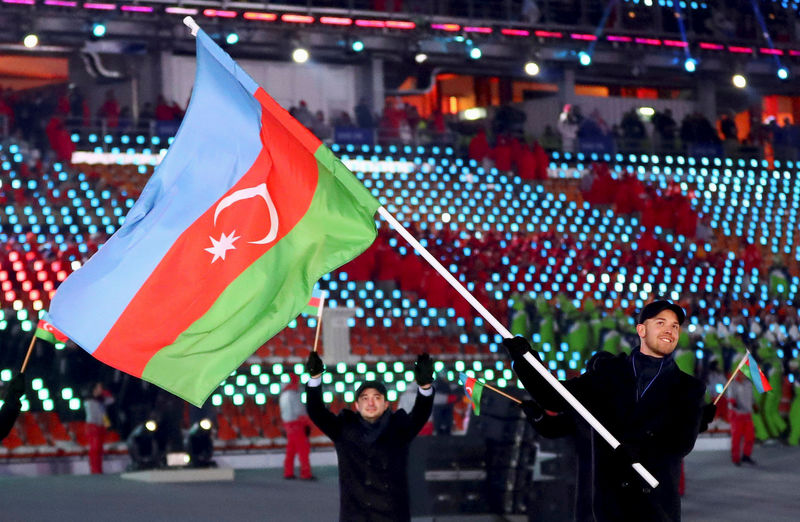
<box><xmin>378</xmin><ymin>206</ymin><xmax>659</xmax><ymax>488</ymax></box>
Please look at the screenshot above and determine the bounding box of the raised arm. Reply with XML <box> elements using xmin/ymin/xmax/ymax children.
<box><xmin>304</xmin><ymin>352</ymin><xmax>341</xmax><ymax>441</ymax></box>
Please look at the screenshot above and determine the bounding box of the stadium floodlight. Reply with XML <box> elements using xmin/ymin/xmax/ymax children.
<box><xmin>777</xmin><ymin>66</ymin><xmax>789</xmax><ymax>80</ymax></box>
<box><xmin>578</xmin><ymin>51</ymin><xmax>592</xmax><ymax>66</ymax></box>
<box><xmin>684</xmin><ymin>58</ymin><xmax>697</xmax><ymax>73</ymax></box>
<box><xmin>23</xmin><ymin>34</ymin><xmax>38</xmax><ymax>48</ymax></box>
<box><xmin>126</xmin><ymin>420</ymin><xmax>161</xmax><ymax>471</ymax></box>
<box><xmin>91</xmin><ymin>23</ymin><xmax>107</xmax><ymax>38</ymax></box>
<box><xmin>732</xmin><ymin>73</ymin><xmax>747</xmax><ymax>88</ymax></box>
<box><xmin>414</xmin><ymin>52</ymin><xmax>428</xmax><ymax>63</ymax></box>
<box><xmin>524</xmin><ymin>61</ymin><xmax>540</xmax><ymax>76</ymax></box>
<box><xmin>468</xmin><ymin>46</ymin><xmax>482</xmax><ymax>60</ymax></box>
<box><xmin>184</xmin><ymin>419</ymin><xmax>215</xmax><ymax>468</ymax></box>
<box><xmin>292</xmin><ymin>46</ymin><xmax>310</xmax><ymax>63</ymax></box>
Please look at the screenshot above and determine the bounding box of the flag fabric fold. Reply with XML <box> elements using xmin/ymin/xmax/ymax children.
<box><xmin>48</xmin><ymin>29</ymin><xmax>379</xmax><ymax>406</ymax></box>
<box><xmin>741</xmin><ymin>353</ymin><xmax>772</xmax><ymax>394</ymax></box>
<box><xmin>34</xmin><ymin>312</ymin><xmax>69</xmax><ymax>344</ymax></box>
<box><xmin>460</xmin><ymin>372</ymin><xmax>484</xmax><ymax>416</ymax></box>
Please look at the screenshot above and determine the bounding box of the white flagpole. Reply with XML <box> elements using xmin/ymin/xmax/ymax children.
<box><xmin>312</xmin><ymin>291</ymin><xmax>326</xmax><ymax>353</ymax></box>
<box><xmin>377</xmin><ymin>206</ymin><xmax>659</xmax><ymax>488</ymax></box>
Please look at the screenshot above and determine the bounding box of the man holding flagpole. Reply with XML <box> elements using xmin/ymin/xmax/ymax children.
<box><xmin>305</xmin><ymin>351</ymin><xmax>434</xmax><ymax>522</ymax></box>
<box><xmin>505</xmin><ymin>300</ymin><xmax>707</xmax><ymax>521</ymax></box>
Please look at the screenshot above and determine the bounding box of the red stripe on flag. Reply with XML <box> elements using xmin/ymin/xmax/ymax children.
<box><xmin>93</xmin><ymin>88</ymin><xmax>320</xmax><ymax>375</ymax></box>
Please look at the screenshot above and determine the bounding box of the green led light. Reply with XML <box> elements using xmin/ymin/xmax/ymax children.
<box><xmin>0</xmin><ymin>321</ymin><xmax>7</xmax><ymax>330</ymax></box>
<box><xmin>335</xmin><ymin>382</ymin><xmax>345</xmax><ymax>393</ymax></box>
<box><xmin>323</xmin><ymin>373</ymin><xmax>333</xmax><ymax>384</ymax></box>
<box><xmin>259</xmin><ymin>374</ymin><xmax>270</xmax><ymax>385</ymax></box>
<box><xmin>336</xmin><ymin>362</ymin><xmax>347</xmax><ymax>374</ymax></box>
<box><xmin>393</xmin><ymin>361</ymin><xmax>404</xmax><ymax>373</ymax></box>
<box><xmin>43</xmin><ymin>399</ymin><xmax>54</xmax><ymax>411</ymax></box>
<box><xmin>236</xmin><ymin>375</ymin><xmax>247</xmax><ymax>386</ymax></box>
<box><xmin>246</xmin><ymin>383</ymin><xmax>256</xmax><ymax>395</ymax></box>
<box><xmin>396</xmin><ymin>381</ymin><xmax>407</xmax><ymax>393</ymax></box>
<box><xmin>255</xmin><ymin>393</ymin><xmax>266</xmax><ymax>405</ymax></box>
<box><xmin>503</xmin><ymin>369</ymin><xmax>513</xmax><ymax>380</ymax></box>
<box><xmin>356</xmin><ymin>362</ymin><xmax>367</xmax><ymax>373</ymax></box>
<box><xmin>272</xmin><ymin>363</ymin><xmax>283</xmax><ymax>374</ymax></box>
<box><xmin>484</xmin><ymin>369</ymin><xmax>495</xmax><ymax>380</ymax></box>
<box><xmin>365</xmin><ymin>371</ymin><xmax>376</xmax><ymax>381</ymax></box>
<box><xmin>280</xmin><ymin>374</ymin><xmax>290</xmax><ymax>383</ymax></box>
<box><xmin>472</xmin><ymin>361</ymin><xmax>482</xmax><ymax>371</ymax></box>
<box><xmin>21</xmin><ymin>320</ymin><xmax>32</xmax><ymax>332</ymax></box>
<box><xmin>454</xmin><ymin>360</ymin><xmax>465</xmax><ymax>372</ymax></box>
<box><xmin>16</xmin><ymin>309</ymin><xmax>27</xmax><ymax>321</ymax></box>
<box><xmin>344</xmin><ymin>391</ymin><xmax>355</xmax><ymax>402</ymax></box>
<box><xmin>404</xmin><ymin>370</ymin><xmax>414</xmax><ymax>382</ymax></box>
<box><xmin>447</xmin><ymin>370</ymin><xmax>455</xmax><ymax>382</ymax></box>
<box><xmin>387</xmin><ymin>390</ymin><xmax>397</xmax><ymax>401</ymax></box>
<box><xmin>69</xmin><ymin>397</ymin><xmax>81</xmax><ymax>410</ymax></box>
<box><xmin>55</xmin><ymin>342</ymin><xmax>65</xmax><ymax>351</ymax></box>
<box><xmin>211</xmin><ymin>394</ymin><xmax>223</xmax><ymax>406</ymax></box>
<box><xmin>61</xmin><ymin>388</ymin><xmax>73</xmax><ymax>400</ymax></box>
<box><xmin>32</xmin><ymin>378</ymin><xmax>43</xmax><ymax>391</ymax></box>
<box><xmin>497</xmin><ymin>378</ymin><xmax>507</xmax><ymax>388</ymax></box>
<box><xmin>384</xmin><ymin>373</ymin><xmax>394</xmax><ymax>382</ymax></box>
<box><xmin>294</xmin><ymin>363</ymin><xmax>304</xmax><ymax>374</ymax></box>
<box><xmin>434</xmin><ymin>361</ymin><xmax>445</xmax><ymax>372</ymax></box>
<box><xmin>323</xmin><ymin>391</ymin><xmax>333</xmax><ymax>403</ymax></box>
<box><xmin>38</xmin><ymin>389</ymin><xmax>49</xmax><ymax>400</ymax></box>
<box><xmin>376</xmin><ymin>362</ymin><xmax>387</xmax><ymax>373</ymax></box>
<box><xmin>344</xmin><ymin>372</ymin><xmax>355</xmax><ymax>383</ymax></box>
<box><xmin>223</xmin><ymin>384</ymin><xmax>234</xmax><ymax>396</ymax></box>
<box><xmin>233</xmin><ymin>394</ymin><xmax>244</xmax><ymax>405</ymax></box>
<box><xmin>269</xmin><ymin>383</ymin><xmax>281</xmax><ymax>395</ymax></box>
<box><xmin>250</xmin><ymin>364</ymin><xmax>261</xmax><ymax>376</ymax></box>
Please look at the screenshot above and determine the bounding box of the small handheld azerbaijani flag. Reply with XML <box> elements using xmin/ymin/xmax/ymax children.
<box><xmin>34</xmin><ymin>312</ymin><xmax>69</xmax><ymax>345</ymax></box>
<box><xmin>741</xmin><ymin>352</ymin><xmax>772</xmax><ymax>394</ymax></box>
<box><xmin>302</xmin><ymin>289</ymin><xmax>326</xmax><ymax>317</ymax></box>
<box><xmin>460</xmin><ymin>372</ymin><xmax>484</xmax><ymax>416</ymax></box>
<box><xmin>48</xmin><ymin>26</ymin><xmax>379</xmax><ymax>406</ymax></box>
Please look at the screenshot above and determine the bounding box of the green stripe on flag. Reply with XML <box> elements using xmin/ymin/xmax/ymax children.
<box><xmin>142</xmin><ymin>147</ymin><xmax>379</xmax><ymax>406</ymax></box>
<box><xmin>34</xmin><ymin>328</ymin><xmax>59</xmax><ymax>345</ymax></box>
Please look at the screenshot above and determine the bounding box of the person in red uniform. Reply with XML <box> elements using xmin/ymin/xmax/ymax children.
<box><xmin>279</xmin><ymin>374</ymin><xmax>314</xmax><ymax>480</ymax></box>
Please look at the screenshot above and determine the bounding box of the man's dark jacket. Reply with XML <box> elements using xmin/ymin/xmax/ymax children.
<box><xmin>512</xmin><ymin>349</ymin><xmax>705</xmax><ymax>522</ymax></box>
<box><xmin>306</xmin><ymin>383</ymin><xmax>434</xmax><ymax>522</ymax></box>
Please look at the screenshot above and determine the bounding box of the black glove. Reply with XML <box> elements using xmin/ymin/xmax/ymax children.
<box><xmin>2</xmin><ymin>374</ymin><xmax>26</xmax><ymax>403</ymax></box>
<box><xmin>699</xmin><ymin>403</ymin><xmax>717</xmax><ymax>433</ymax></box>
<box><xmin>612</xmin><ymin>442</ymin><xmax>642</xmax><ymax>470</ymax></box>
<box><xmin>305</xmin><ymin>352</ymin><xmax>325</xmax><ymax>376</ymax></box>
<box><xmin>519</xmin><ymin>400</ymin><xmax>544</xmax><ymax>421</ymax></box>
<box><xmin>414</xmin><ymin>353</ymin><xmax>434</xmax><ymax>386</ymax></box>
<box><xmin>502</xmin><ymin>336</ymin><xmax>535</xmax><ymax>359</ymax></box>
<box><xmin>586</xmin><ymin>351</ymin><xmax>615</xmax><ymax>373</ymax></box>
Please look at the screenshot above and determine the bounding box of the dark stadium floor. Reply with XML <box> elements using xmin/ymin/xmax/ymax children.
<box><xmin>0</xmin><ymin>445</ymin><xmax>798</xmax><ymax>521</ymax></box>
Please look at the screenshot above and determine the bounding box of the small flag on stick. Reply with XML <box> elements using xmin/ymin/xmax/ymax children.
<box><xmin>740</xmin><ymin>352</ymin><xmax>772</xmax><ymax>394</ymax></box>
<box><xmin>34</xmin><ymin>313</ymin><xmax>69</xmax><ymax>345</ymax></box>
<box><xmin>460</xmin><ymin>372</ymin><xmax>484</xmax><ymax>416</ymax></box>
<box><xmin>302</xmin><ymin>289</ymin><xmax>326</xmax><ymax>317</ymax></box>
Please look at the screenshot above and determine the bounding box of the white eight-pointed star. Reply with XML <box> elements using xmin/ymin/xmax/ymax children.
<box><xmin>205</xmin><ymin>230</ymin><xmax>240</xmax><ymax>263</ymax></box>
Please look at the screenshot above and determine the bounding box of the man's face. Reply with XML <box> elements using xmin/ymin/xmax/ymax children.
<box><xmin>355</xmin><ymin>388</ymin><xmax>389</xmax><ymax>423</ymax></box>
<box><xmin>637</xmin><ymin>309</ymin><xmax>680</xmax><ymax>358</ymax></box>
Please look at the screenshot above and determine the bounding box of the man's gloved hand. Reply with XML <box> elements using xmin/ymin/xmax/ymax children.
<box><xmin>414</xmin><ymin>353</ymin><xmax>434</xmax><ymax>386</ymax></box>
<box><xmin>586</xmin><ymin>351</ymin><xmax>615</xmax><ymax>373</ymax></box>
<box><xmin>612</xmin><ymin>442</ymin><xmax>642</xmax><ymax>470</ymax></box>
<box><xmin>699</xmin><ymin>403</ymin><xmax>717</xmax><ymax>433</ymax></box>
<box><xmin>519</xmin><ymin>400</ymin><xmax>544</xmax><ymax>422</ymax></box>
<box><xmin>2</xmin><ymin>374</ymin><xmax>26</xmax><ymax>403</ymax></box>
<box><xmin>305</xmin><ymin>352</ymin><xmax>325</xmax><ymax>376</ymax></box>
<box><xmin>502</xmin><ymin>336</ymin><xmax>535</xmax><ymax>359</ymax></box>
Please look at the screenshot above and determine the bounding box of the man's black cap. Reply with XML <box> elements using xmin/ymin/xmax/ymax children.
<box><xmin>638</xmin><ymin>300</ymin><xmax>686</xmax><ymax>325</ymax></box>
<box><xmin>355</xmin><ymin>380</ymin><xmax>387</xmax><ymax>399</ymax></box>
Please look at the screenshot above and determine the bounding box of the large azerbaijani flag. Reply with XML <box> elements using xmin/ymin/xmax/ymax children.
<box><xmin>48</xmin><ymin>29</ymin><xmax>379</xmax><ymax>406</ymax></box>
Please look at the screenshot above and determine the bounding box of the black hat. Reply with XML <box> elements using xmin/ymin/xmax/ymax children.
<box><xmin>638</xmin><ymin>300</ymin><xmax>685</xmax><ymax>325</ymax></box>
<box><xmin>355</xmin><ymin>380</ymin><xmax>387</xmax><ymax>399</ymax></box>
